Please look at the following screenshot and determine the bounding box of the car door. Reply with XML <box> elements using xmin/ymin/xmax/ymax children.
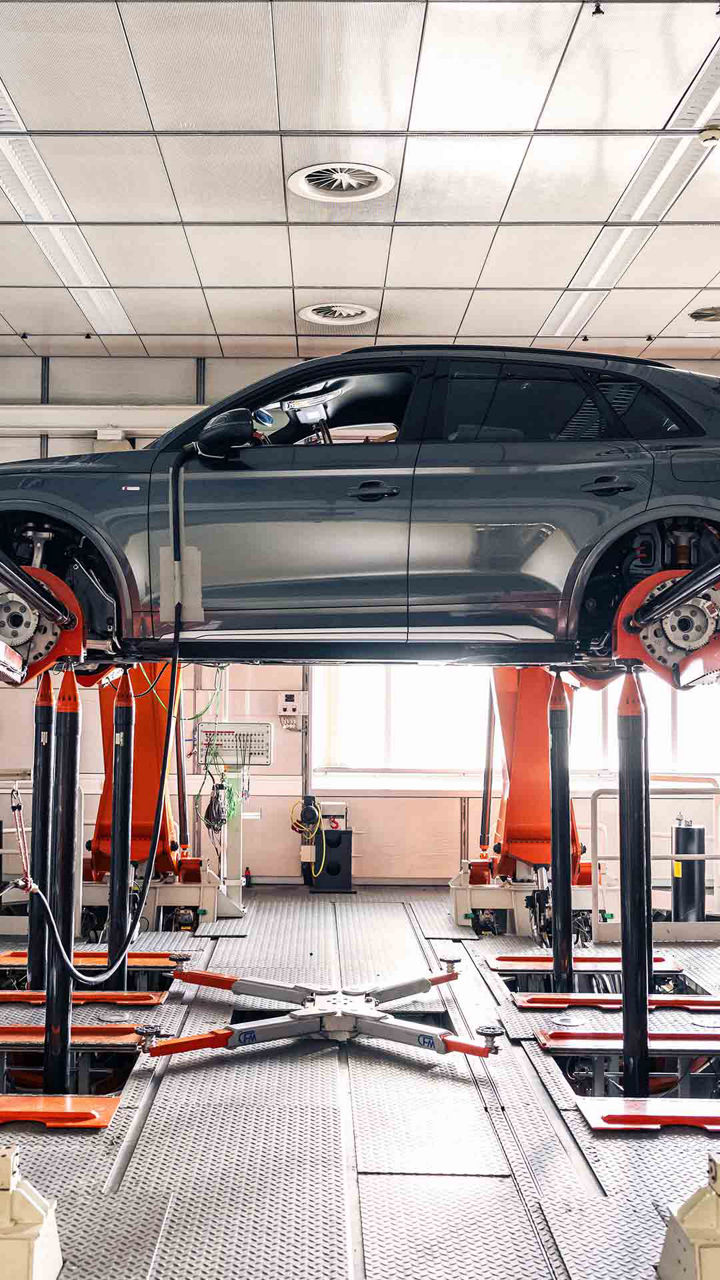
<box><xmin>408</xmin><ymin>356</ymin><xmax>654</xmax><ymax>646</ymax></box>
<box><xmin>148</xmin><ymin>357</ymin><xmax>431</xmax><ymax>647</ymax></box>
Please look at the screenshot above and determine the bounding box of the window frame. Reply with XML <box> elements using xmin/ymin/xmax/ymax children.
<box><xmin>423</xmin><ymin>354</ymin><xmax>629</xmax><ymax>445</ymax></box>
<box><xmin>586</xmin><ymin>369</ymin><xmax>705</xmax><ymax>442</ymax></box>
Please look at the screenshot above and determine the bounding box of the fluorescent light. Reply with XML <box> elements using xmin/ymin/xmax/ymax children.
<box><xmin>540</xmin><ymin>291</ymin><xmax>607</xmax><ymax>340</ymax></box>
<box><xmin>28</xmin><ymin>225</ymin><xmax>107</xmax><ymax>288</ymax></box>
<box><xmin>0</xmin><ymin>79</ymin><xmax>23</xmax><ymax>132</ymax></box>
<box><xmin>0</xmin><ymin>136</ymin><xmax>72</xmax><ymax>222</ymax></box>
<box><xmin>69</xmin><ymin>290</ymin><xmax>135</xmax><ymax>336</ymax></box>
<box><xmin>571</xmin><ymin>226</ymin><xmax>655</xmax><ymax>291</ymax></box>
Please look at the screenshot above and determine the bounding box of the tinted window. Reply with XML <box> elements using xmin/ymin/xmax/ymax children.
<box><xmin>442</xmin><ymin>362</ymin><xmax>613</xmax><ymax>443</ymax></box>
<box><xmin>255</xmin><ymin>369</ymin><xmax>414</xmax><ymax>445</ymax></box>
<box><xmin>591</xmin><ymin>374</ymin><xmax>703</xmax><ymax>439</ymax></box>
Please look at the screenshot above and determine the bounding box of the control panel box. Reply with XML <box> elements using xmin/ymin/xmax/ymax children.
<box><xmin>197</xmin><ymin>720</ymin><xmax>273</xmax><ymax>767</ymax></box>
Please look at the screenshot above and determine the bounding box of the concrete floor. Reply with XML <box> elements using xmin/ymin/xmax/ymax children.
<box><xmin>2</xmin><ymin>886</ymin><xmax>720</xmax><ymax>1280</ymax></box>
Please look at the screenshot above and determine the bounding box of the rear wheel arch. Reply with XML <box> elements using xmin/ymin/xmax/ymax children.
<box><xmin>565</xmin><ymin>503</ymin><xmax>720</xmax><ymax>646</ymax></box>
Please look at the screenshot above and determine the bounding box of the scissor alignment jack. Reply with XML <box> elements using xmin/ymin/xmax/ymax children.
<box><xmin>144</xmin><ymin>963</ymin><xmax>501</xmax><ymax>1062</ymax></box>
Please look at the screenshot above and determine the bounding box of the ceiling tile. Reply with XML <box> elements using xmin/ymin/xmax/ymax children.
<box><xmin>379</xmin><ymin>289</ymin><xmax>471</xmax><ymax>337</ymax></box>
<box><xmin>459</xmin><ymin>290</ymin><xmax>561</xmax><ymax>337</ymax></box>
<box><xmin>645</xmin><ymin>337</ymin><xmax>720</xmax><ymax>359</ymax></box>
<box><xmin>584</xmin><ymin>288</ymin><xmax>697</xmax><ymax>337</ymax></box>
<box><xmin>665</xmin><ymin>147</ymin><xmax>720</xmax><ymax>221</ymax></box>
<box><xmin>479</xmin><ymin>226</ymin><xmax>599</xmax><ymax>289</ymax></box>
<box><xmin>283</xmin><ymin>136</ymin><xmax>405</xmax><ymax>225</ymax></box>
<box><xmin>159</xmin><ymin>136</ymin><xmax>285</xmax><ymax>223</ymax></box>
<box><xmin>205</xmin><ymin>289</ymin><xmax>295</xmax><ymax>335</ymax></box>
<box><xmin>274</xmin><ymin>2</ymin><xmax>425</xmax><ymax>130</ymax></box>
<box><xmin>386</xmin><ymin>227</ymin><xmax>495</xmax><ymax>289</ymax></box>
<box><xmin>397</xmin><ymin>137</ymin><xmax>527</xmax><ymax>223</ymax></box>
<box><xmin>0</xmin><ymin>335</ymin><xmax>33</xmax><ymax>355</ymax></box>
<box><xmin>27</xmin><ymin>335</ymin><xmax>107</xmax><ymax>356</ymax></box>
<box><xmin>295</xmin><ymin>288</ymin><xmax>382</xmax><ymax>337</ymax></box>
<box><xmin>220</xmin><ymin>336</ymin><xmax>297</xmax><ymax>358</ymax></box>
<box><xmin>206</xmin><ymin>358</ymin><xmax>300</xmax><ymax>402</ymax></box>
<box><xmin>0</xmin><ymin>2</ymin><xmax>150</xmax><ymax>128</ymax></box>
<box><xmin>0</xmin><ymin>226</ymin><xmax>62</xmax><ymax>285</ymax></box>
<box><xmin>142</xmin><ymin>335</ymin><xmax>221</xmax><ymax>357</ymax></box>
<box><xmin>290</xmin><ymin>226</ymin><xmax>391</xmax><ymax>288</ymax></box>
<box><xmin>116</xmin><ymin>289</ymin><xmax>214</xmax><ymax>335</ymax></box>
<box><xmin>660</xmin><ymin>290</ymin><xmax>720</xmax><ymax>337</ymax></box>
<box><xmin>0</xmin><ymin>287</ymin><xmax>90</xmax><ymax>334</ymax></box>
<box><xmin>0</xmin><ymin>310</ymin><xmax>13</xmax><ymax>335</ymax></box>
<box><xmin>35</xmin><ymin>137</ymin><xmax>178</xmax><ymax>222</ymax></box>
<box><xmin>299</xmin><ymin>336</ymin><xmax>375</xmax><ymax>357</ymax></box>
<box><xmin>541</xmin><ymin>2</ymin><xmax>719</xmax><ymax>129</ymax></box>
<box><xmin>0</xmin><ymin>189</ymin><xmax>20</xmax><ymax>222</ymax></box>
<box><xmin>185</xmin><ymin>227</ymin><xmax>292</xmax><ymax>288</ymax></box>
<box><xmin>569</xmin><ymin>337</ymin><xmax>650</xmax><ymax>357</ymax></box>
<box><xmin>81</xmin><ymin>226</ymin><xmax>199</xmax><ymax>288</ymax></box>
<box><xmin>120</xmin><ymin>1</ymin><xmax>278</xmax><ymax>129</ymax></box>
<box><xmin>619</xmin><ymin>226</ymin><xmax>720</xmax><ymax>289</ymax></box>
<box><xmin>102</xmin><ymin>335</ymin><xmax>147</xmax><ymax>356</ymax></box>
<box><xmin>504</xmin><ymin>136</ymin><xmax>653</xmax><ymax>222</ymax></box>
<box><xmin>532</xmin><ymin>337</ymin><xmax>574</xmax><ymax>350</ymax></box>
<box><xmin>412</xmin><ymin>2</ymin><xmax>576</xmax><ymax>130</ymax></box>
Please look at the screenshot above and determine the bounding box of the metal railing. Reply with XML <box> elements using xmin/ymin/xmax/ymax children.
<box><xmin>589</xmin><ymin>780</ymin><xmax>720</xmax><ymax>942</ymax></box>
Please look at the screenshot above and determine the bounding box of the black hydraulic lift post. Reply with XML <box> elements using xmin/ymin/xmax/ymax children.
<box><xmin>43</xmin><ymin>669</ymin><xmax>81</xmax><ymax>1094</ymax></box>
<box><xmin>636</xmin><ymin>677</ymin><xmax>654</xmax><ymax>984</ymax></box>
<box><xmin>27</xmin><ymin>672</ymin><xmax>55</xmax><ymax>990</ymax></box>
<box><xmin>107</xmin><ymin>671</ymin><xmax>135</xmax><ymax>991</ymax></box>
<box><xmin>479</xmin><ymin>683</ymin><xmax>495</xmax><ymax>850</ymax></box>
<box><xmin>617</xmin><ymin>670</ymin><xmax>650</xmax><ymax>1097</ymax></box>
<box><xmin>174</xmin><ymin>682</ymin><xmax>189</xmax><ymax>854</ymax></box>
<box><xmin>548</xmin><ymin>674</ymin><xmax>573</xmax><ymax>994</ymax></box>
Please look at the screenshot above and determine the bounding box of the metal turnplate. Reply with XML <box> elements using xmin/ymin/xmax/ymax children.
<box><xmin>143</xmin><ymin>965</ymin><xmax>503</xmax><ymax>1064</ymax></box>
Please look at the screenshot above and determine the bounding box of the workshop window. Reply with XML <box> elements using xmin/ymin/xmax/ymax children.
<box><xmin>441</xmin><ymin>362</ymin><xmax>614</xmax><ymax>443</ymax></box>
<box><xmin>313</xmin><ymin>666</ymin><xmax>720</xmax><ymax>781</ymax></box>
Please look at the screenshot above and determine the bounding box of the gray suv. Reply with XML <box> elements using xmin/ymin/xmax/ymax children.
<box><xmin>0</xmin><ymin>344</ymin><xmax>718</xmax><ymax>675</ymax></box>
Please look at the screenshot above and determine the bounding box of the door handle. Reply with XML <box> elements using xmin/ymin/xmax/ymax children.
<box><xmin>580</xmin><ymin>474</ymin><xmax>636</xmax><ymax>497</ymax></box>
<box><xmin>347</xmin><ymin>481</ymin><xmax>400</xmax><ymax>502</ymax></box>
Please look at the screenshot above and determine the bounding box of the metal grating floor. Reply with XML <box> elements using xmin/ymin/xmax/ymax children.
<box><xmin>3</xmin><ymin>892</ymin><xmax>719</xmax><ymax>1280</ymax></box>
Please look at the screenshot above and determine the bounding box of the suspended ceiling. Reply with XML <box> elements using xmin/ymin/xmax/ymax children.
<box><xmin>0</xmin><ymin>1</ymin><xmax>720</xmax><ymax>360</ymax></box>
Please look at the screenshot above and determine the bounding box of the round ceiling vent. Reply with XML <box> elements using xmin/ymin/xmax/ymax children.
<box><xmin>298</xmin><ymin>302</ymin><xmax>379</xmax><ymax>327</ymax></box>
<box><xmin>690</xmin><ymin>306</ymin><xmax>720</xmax><ymax>322</ymax></box>
<box><xmin>288</xmin><ymin>162</ymin><xmax>395</xmax><ymax>203</ymax></box>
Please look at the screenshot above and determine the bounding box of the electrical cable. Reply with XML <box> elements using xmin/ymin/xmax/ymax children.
<box><xmin>290</xmin><ymin>798</ymin><xmax>326</xmax><ymax>878</ymax></box>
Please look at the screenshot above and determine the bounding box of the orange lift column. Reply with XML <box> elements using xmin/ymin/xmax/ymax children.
<box><xmin>88</xmin><ymin>663</ymin><xmax>180</xmax><ymax>880</ymax></box>
<box><xmin>480</xmin><ymin>667</ymin><xmax>584</xmax><ymax>882</ymax></box>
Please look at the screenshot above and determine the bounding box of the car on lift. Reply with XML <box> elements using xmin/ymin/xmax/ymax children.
<box><xmin>0</xmin><ymin>343</ymin><xmax>719</xmax><ymax>678</ymax></box>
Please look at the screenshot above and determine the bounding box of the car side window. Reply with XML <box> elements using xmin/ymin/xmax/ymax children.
<box><xmin>590</xmin><ymin>373</ymin><xmax>704</xmax><ymax>440</ymax></box>
<box><xmin>253</xmin><ymin>369</ymin><xmax>415</xmax><ymax>446</ymax></box>
<box><xmin>442</xmin><ymin>362</ymin><xmax>617</xmax><ymax>443</ymax></box>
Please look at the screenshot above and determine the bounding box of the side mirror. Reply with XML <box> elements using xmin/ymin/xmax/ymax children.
<box><xmin>196</xmin><ymin>408</ymin><xmax>254</xmax><ymax>460</ymax></box>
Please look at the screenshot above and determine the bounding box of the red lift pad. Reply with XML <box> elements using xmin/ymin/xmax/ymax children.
<box><xmin>536</xmin><ymin>1029</ymin><xmax>720</xmax><ymax>1054</ymax></box>
<box><xmin>0</xmin><ymin>1025</ymin><xmax>141</xmax><ymax>1051</ymax></box>
<box><xmin>577</xmin><ymin>1096</ymin><xmax>720</xmax><ymax>1132</ymax></box>
<box><xmin>0</xmin><ymin>1095</ymin><xmax>121</xmax><ymax>1129</ymax></box>
<box><xmin>0</xmin><ymin>949</ymin><xmax>184</xmax><ymax>971</ymax></box>
<box><xmin>513</xmin><ymin>992</ymin><xmax>720</xmax><ymax>1013</ymax></box>
<box><xmin>0</xmin><ymin>990</ymin><xmax>168</xmax><ymax>1006</ymax></box>
<box><xmin>486</xmin><ymin>954</ymin><xmax>681</xmax><ymax>975</ymax></box>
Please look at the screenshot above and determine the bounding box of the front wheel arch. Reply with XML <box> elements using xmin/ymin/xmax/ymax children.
<box><xmin>0</xmin><ymin>502</ymin><xmax>137</xmax><ymax>640</ymax></box>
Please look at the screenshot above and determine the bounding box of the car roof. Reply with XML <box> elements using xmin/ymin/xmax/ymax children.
<box><xmin>343</xmin><ymin>342</ymin><xmax>673</xmax><ymax>372</ymax></box>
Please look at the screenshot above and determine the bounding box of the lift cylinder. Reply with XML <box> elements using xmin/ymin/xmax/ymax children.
<box><xmin>671</xmin><ymin>823</ymin><xmax>706</xmax><ymax>923</ymax></box>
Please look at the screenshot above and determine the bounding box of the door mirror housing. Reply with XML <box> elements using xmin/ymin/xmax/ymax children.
<box><xmin>196</xmin><ymin>408</ymin><xmax>254</xmax><ymax>460</ymax></box>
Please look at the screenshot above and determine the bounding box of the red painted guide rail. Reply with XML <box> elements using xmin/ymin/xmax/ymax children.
<box><xmin>513</xmin><ymin>992</ymin><xmax>720</xmax><ymax>1012</ymax></box>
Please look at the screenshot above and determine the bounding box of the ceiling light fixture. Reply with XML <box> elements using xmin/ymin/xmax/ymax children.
<box><xmin>544</xmin><ymin>44</ymin><xmax>720</xmax><ymax>338</ymax></box>
<box><xmin>0</xmin><ymin>77</ymin><xmax>134</xmax><ymax>337</ymax></box>
<box><xmin>288</xmin><ymin>162</ymin><xmax>395</xmax><ymax>203</ymax></box>
<box><xmin>298</xmin><ymin>302</ymin><xmax>379</xmax><ymax>327</ymax></box>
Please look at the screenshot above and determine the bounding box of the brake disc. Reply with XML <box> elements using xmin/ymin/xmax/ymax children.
<box><xmin>638</xmin><ymin>578</ymin><xmax>720</xmax><ymax>667</ymax></box>
<box><xmin>0</xmin><ymin>590</ymin><xmax>58</xmax><ymax>663</ymax></box>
